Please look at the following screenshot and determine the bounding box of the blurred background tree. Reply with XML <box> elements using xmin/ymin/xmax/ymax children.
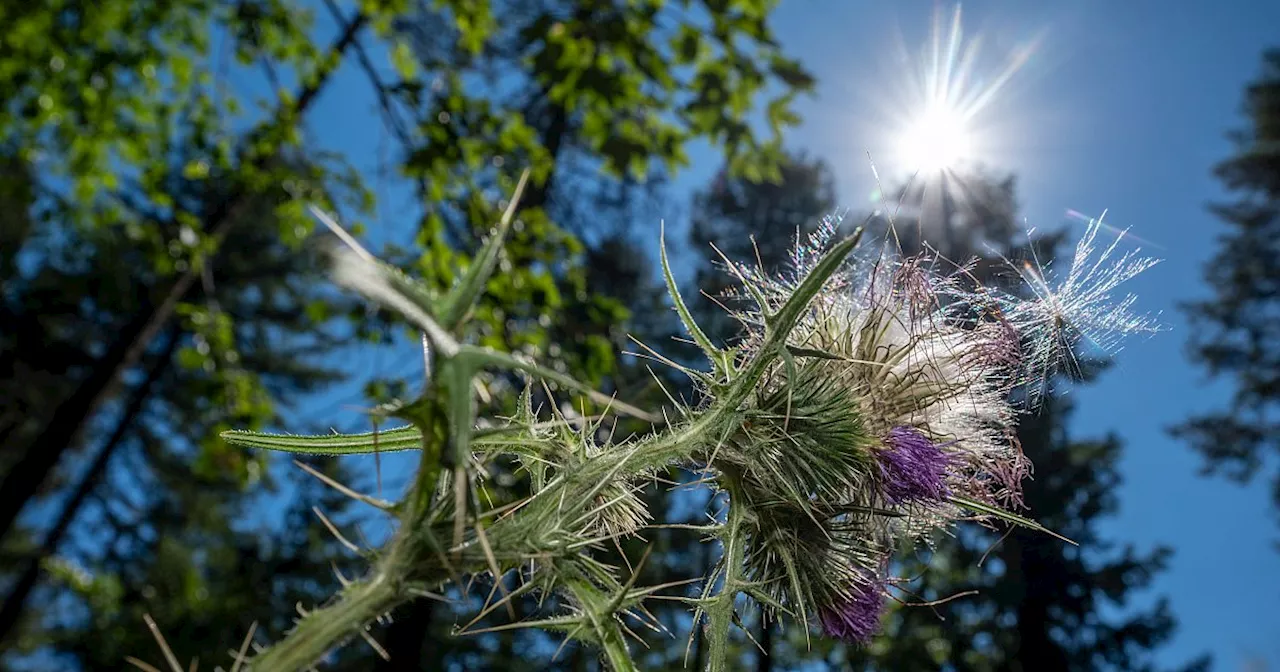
<box><xmin>1174</xmin><ymin>47</ymin><xmax>1280</xmax><ymax>533</ymax></box>
<box><xmin>0</xmin><ymin>2</ymin><xmax>381</xmax><ymax>667</ymax></box>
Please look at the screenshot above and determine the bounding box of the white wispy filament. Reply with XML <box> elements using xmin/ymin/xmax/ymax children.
<box><xmin>996</xmin><ymin>213</ymin><xmax>1163</xmax><ymax>403</ymax></box>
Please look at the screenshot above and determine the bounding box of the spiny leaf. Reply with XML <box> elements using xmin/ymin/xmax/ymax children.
<box><xmin>457</xmin><ymin>345</ymin><xmax>658</xmax><ymax>423</ymax></box>
<box><xmin>949</xmin><ymin>495</ymin><xmax>1077</xmax><ymax>545</ymax></box>
<box><xmin>709</xmin><ymin>240</ymin><xmax>770</xmax><ymax>317</ymax></box>
<box><xmin>220</xmin><ymin>426</ymin><xmax>422</xmax><ymax>455</ymax></box>
<box><xmin>330</xmin><ymin>248</ymin><xmax>459</xmax><ymax>357</ymax></box>
<box><xmin>743</xmin><ymin>585</ymin><xmax>795</xmax><ymax>619</ymax></box>
<box><xmin>660</xmin><ymin>221</ymin><xmax>725</xmax><ymax>373</ymax></box>
<box><xmin>721</xmin><ymin>226</ymin><xmax>864</xmax><ymax>411</ymax></box>
<box><xmin>823</xmin><ymin>503</ymin><xmax>905</xmax><ymax>519</ymax></box>
<box><xmin>440</xmin><ymin>169</ymin><xmax>530</xmax><ymax>330</ymax></box>
<box><xmin>785</xmin><ymin>344</ymin><xmax>846</xmax><ymax>360</ymax></box>
<box><xmin>457</xmin><ymin>614</ymin><xmax>586</xmax><ymax>637</ymax></box>
<box><xmin>563</xmin><ymin>577</ymin><xmax>640</xmax><ymax>672</ymax></box>
<box><xmin>221</xmin><ymin>414</ymin><xmax>598</xmax><ymax>457</ymax></box>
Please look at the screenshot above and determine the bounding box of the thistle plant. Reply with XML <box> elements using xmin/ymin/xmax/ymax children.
<box><xmin>194</xmin><ymin>173</ymin><xmax>1160</xmax><ymax>671</ymax></box>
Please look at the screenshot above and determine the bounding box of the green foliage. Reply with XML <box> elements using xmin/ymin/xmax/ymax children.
<box><xmin>0</xmin><ymin>0</ymin><xmax>378</xmax><ymax>666</ymax></box>
<box><xmin>0</xmin><ymin>166</ymin><xmax>365</xmax><ymax>667</ymax></box>
<box><xmin>359</xmin><ymin>0</ymin><xmax>814</xmax><ymax>394</ymax></box>
<box><xmin>3</xmin><ymin>0</ymin><xmax>810</xmax><ymax>669</ymax></box>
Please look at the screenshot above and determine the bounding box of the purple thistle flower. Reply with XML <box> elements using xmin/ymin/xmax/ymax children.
<box><xmin>879</xmin><ymin>426</ymin><xmax>953</xmax><ymax>504</ymax></box>
<box><xmin>819</xmin><ymin>574</ymin><xmax>886</xmax><ymax>644</ymax></box>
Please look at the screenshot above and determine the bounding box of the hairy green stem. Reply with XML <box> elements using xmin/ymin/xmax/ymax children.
<box><xmin>247</xmin><ymin>363</ymin><xmax>749</xmax><ymax>669</ymax></box>
<box><xmin>563</xmin><ymin>577</ymin><xmax>639</xmax><ymax>672</ymax></box>
<box><xmin>598</xmin><ymin>622</ymin><xmax>638</xmax><ymax>672</ymax></box>
<box><xmin>249</xmin><ymin>571</ymin><xmax>404</xmax><ymax>670</ymax></box>
<box><xmin>706</xmin><ymin>477</ymin><xmax>748</xmax><ymax>672</ymax></box>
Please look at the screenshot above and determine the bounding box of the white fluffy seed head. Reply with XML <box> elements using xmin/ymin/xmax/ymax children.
<box><xmin>993</xmin><ymin>215</ymin><xmax>1164</xmax><ymax>405</ymax></box>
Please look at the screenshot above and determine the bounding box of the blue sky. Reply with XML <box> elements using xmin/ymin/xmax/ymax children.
<box><xmin>297</xmin><ymin>1</ymin><xmax>1280</xmax><ymax>669</ymax></box>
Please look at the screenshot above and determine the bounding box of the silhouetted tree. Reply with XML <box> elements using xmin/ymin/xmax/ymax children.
<box><xmin>1174</xmin><ymin>47</ymin><xmax>1280</xmax><ymax>531</ymax></box>
<box><xmin>0</xmin><ymin>157</ymin><xmax>367</xmax><ymax>666</ymax></box>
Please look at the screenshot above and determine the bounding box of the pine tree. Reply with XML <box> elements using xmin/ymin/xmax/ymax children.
<box><xmin>1174</xmin><ymin>47</ymin><xmax>1280</xmax><ymax>528</ymax></box>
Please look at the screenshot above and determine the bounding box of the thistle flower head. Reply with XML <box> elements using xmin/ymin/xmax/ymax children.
<box><xmin>790</xmin><ymin>254</ymin><xmax>1028</xmax><ymax>508</ymax></box>
<box><xmin>707</xmin><ymin>215</ymin><xmax>1161</xmax><ymax>637</ymax></box>
<box><xmin>714</xmin><ymin>249</ymin><xmax>1030</xmax><ymax>630</ymax></box>
<box><xmin>230</xmin><ymin>199</ymin><xmax>1160</xmax><ymax>669</ymax></box>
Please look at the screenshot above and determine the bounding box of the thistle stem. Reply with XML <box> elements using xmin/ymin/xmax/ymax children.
<box><xmin>249</xmin><ymin>570</ymin><xmax>405</xmax><ymax>670</ymax></box>
<box><xmin>250</xmin><ymin>404</ymin><xmax>732</xmax><ymax>668</ymax></box>
<box><xmin>562</xmin><ymin>577</ymin><xmax>639</xmax><ymax>672</ymax></box>
<box><xmin>706</xmin><ymin>477</ymin><xmax>748</xmax><ymax>672</ymax></box>
<box><xmin>230</xmin><ymin>208</ymin><xmax>868</xmax><ymax>669</ymax></box>
<box><xmin>598</xmin><ymin>625</ymin><xmax>638</xmax><ymax>672</ymax></box>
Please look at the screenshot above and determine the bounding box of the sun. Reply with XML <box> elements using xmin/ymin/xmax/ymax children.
<box><xmin>869</xmin><ymin>4</ymin><xmax>1043</xmax><ymax>181</ymax></box>
<box><xmin>897</xmin><ymin>103</ymin><xmax>973</xmax><ymax>172</ymax></box>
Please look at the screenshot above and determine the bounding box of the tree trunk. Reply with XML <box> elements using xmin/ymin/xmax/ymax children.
<box><xmin>0</xmin><ymin>325</ymin><xmax>182</xmax><ymax>643</ymax></box>
<box><xmin>0</xmin><ymin>9</ymin><xmax>370</xmax><ymax>545</ymax></box>
<box><xmin>0</xmin><ymin>304</ymin><xmax>154</xmax><ymax>542</ymax></box>
<box><xmin>1009</xmin><ymin>536</ymin><xmax>1068</xmax><ymax>672</ymax></box>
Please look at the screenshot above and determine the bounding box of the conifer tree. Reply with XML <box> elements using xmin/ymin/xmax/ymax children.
<box><xmin>1174</xmin><ymin>47</ymin><xmax>1280</xmax><ymax>529</ymax></box>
